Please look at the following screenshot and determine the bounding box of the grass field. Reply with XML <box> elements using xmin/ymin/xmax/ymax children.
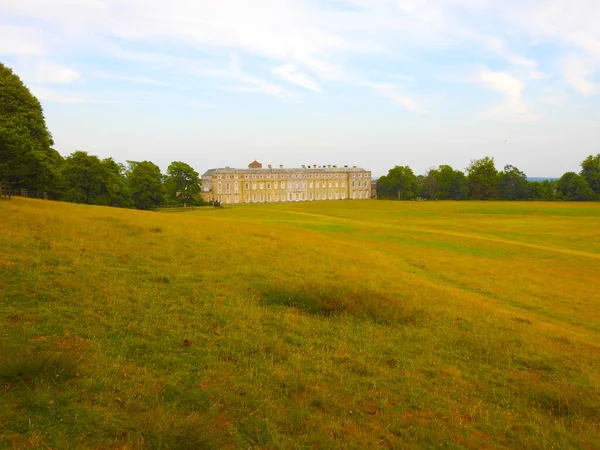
<box><xmin>1</xmin><ymin>198</ymin><xmax>599</xmax><ymax>449</ymax></box>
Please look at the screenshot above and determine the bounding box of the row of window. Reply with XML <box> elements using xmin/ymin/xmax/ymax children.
<box><xmin>216</xmin><ymin>180</ymin><xmax>368</xmax><ymax>192</ymax></box>
<box><xmin>215</xmin><ymin>172</ymin><xmax>370</xmax><ymax>180</ymax></box>
<box><xmin>216</xmin><ymin>190</ymin><xmax>370</xmax><ymax>203</ymax></box>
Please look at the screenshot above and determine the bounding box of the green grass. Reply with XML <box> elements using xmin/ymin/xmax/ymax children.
<box><xmin>1</xmin><ymin>198</ymin><xmax>600</xmax><ymax>448</ymax></box>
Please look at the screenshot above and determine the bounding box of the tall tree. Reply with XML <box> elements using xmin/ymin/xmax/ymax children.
<box><xmin>420</xmin><ymin>168</ymin><xmax>440</xmax><ymax>199</ymax></box>
<box><xmin>127</xmin><ymin>161</ymin><xmax>164</xmax><ymax>210</ymax></box>
<box><xmin>529</xmin><ymin>180</ymin><xmax>556</xmax><ymax>200</ymax></box>
<box><xmin>164</xmin><ymin>161</ymin><xmax>201</xmax><ymax>206</ymax></box>
<box><xmin>499</xmin><ymin>165</ymin><xmax>529</xmax><ymax>200</ymax></box>
<box><xmin>556</xmin><ymin>172</ymin><xmax>595</xmax><ymax>201</ymax></box>
<box><xmin>377</xmin><ymin>166</ymin><xmax>420</xmax><ymax>200</ymax></box>
<box><xmin>449</xmin><ymin>170</ymin><xmax>469</xmax><ymax>200</ymax></box>
<box><xmin>61</xmin><ymin>151</ymin><xmax>110</xmax><ymax>204</ymax></box>
<box><xmin>466</xmin><ymin>157</ymin><xmax>499</xmax><ymax>199</ymax></box>
<box><xmin>580</xmin><ymin>154</ymin><xmax>600</xmax><ymax>195</ymax></box>
<box><xmin>102</xmin><ymin>157</ymin><xmax>132</xmax><ymax>207</ymax></box>
<box><xmin>0</xmin><ymin>62</ymin><xmax>56</xmax><ymax>191</ymax></box>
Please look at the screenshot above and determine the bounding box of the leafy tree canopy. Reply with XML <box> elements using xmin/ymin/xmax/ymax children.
<box><xmin>580</xmin><ymin>154</ymin><xmax>600</xmax><ymax>195</ymax></box>
<box><xmin>466</xmin><ymin>157</ymin><xmax>499</xmax><ymax>199</ymax></box>
<box><xmin>0</xmin><ymin>62</ymin><xmax>57</xmax><ymax>191</ymax></box>
<box><xmin>556</xmin><ymin>172</ymin><xmax>595</xmax><ymax>201</ymax></box>
<box><xmin>499</xmin><ymin>165</ymin><xmax>529</xmax><ymax>200</ymax></box>
<box><xmin>164</xmin><ymin>161</ymin><xmax>201</xmax><ymax>205</ymax></box>
<box><xmin>377</xmin><ymin>165</ymin><xmax>420</xmax><ymax>200</ymax></box>
<box><xmin>127</xmin><ymin>160</ymin><xmax>164</xmax><ymax>210</ymax></box>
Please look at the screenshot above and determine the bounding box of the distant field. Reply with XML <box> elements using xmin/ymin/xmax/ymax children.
<box><xmin>1</xmin><ymin>198</ymin><xmax>599</xmax><ymax>449</ymax></box>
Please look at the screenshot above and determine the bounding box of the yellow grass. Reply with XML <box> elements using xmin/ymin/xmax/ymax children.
<box><xmin>1</xmin><ymin>198</ymin><xmax>599</xmax><ymax>448</ymax></box>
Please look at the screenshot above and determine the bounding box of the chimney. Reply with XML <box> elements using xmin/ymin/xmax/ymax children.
<box><xmin>313</xmin><ymin>164</ymin><xmax>317</xmax><ymax>168</ymax></box>
<box><xmin>268</xmin><ymin>164</ymin><xmax>272</xmax><ymax>169</ymax></box>
<box><xmin>279</xmin><ymin>164</ymin><xmax>283</xmax><ymax>168</ymax></box>
<box><xmin>302</xmin><ymin>164</ymin><xmax>305</xmax><ymax>168</ymax></box>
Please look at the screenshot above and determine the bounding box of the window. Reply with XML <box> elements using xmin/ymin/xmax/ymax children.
<box><xmin>252</xmin><ymin>183</ymin><xmax>257</xmax><ymax>190</ymax></box>
<box><xmin>274</xmin><ymin>182</ymin><xmax>278</xmax><ymax>189</ymax></box>
<box><xmin>282</xmin><ymin>182</ymin><xmax>286</xmax><ymax>189</ymax></box>
<box><xmin>217</xmin><ymin>182</ymin><xmax>222</xmax><ymax>194</ymax></box>
<box><xmin>267</xmin><ymin>183</ymin><xmax>271</xmax><ymax>189</ymax></box>
<box><xmin>259</xmin><ymin>183</ymin><xmax>264</xmax><ymax>189</ymax></box>
<box><xmin>245</xmin><ymin>183</ymin><xmax>249</xmax><ymax>189</ymax></box>
<box><xmin>329</xmin><ymin>182</ymin><xmax>332</xmax><ymax>188</ymax></box>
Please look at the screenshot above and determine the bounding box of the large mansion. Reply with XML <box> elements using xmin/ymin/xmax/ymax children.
<box><xmin>201</xmin><ymin>161</ymin><xmax>371</xmax><ymax>204</ymax></box>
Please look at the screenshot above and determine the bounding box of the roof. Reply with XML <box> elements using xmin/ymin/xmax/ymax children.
<box><xmin>202</xmin><ymin>166</ymin><xmax>369</xmax><ymax>177</ymax></box>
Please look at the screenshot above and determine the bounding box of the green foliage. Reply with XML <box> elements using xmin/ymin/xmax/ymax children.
<box><xmin>499</xmin><ymin>165</ymin><xmax>529</xmax><ymax>200</ymax></box>
<box><xmin>377</xmin><ymin>165</ymin><xmax>420</xmax><ymax>200</ymax></box>
<box><xmin>60</xmin><ymin>151</ymin><xmax>131</xmax><ymax>206</ymax></box>
<box><xmin>420</xmin><ymin>165</ymin><xmax>469</xmax><ymax>200</ymax></box>
<box><xmin>164</xmin><ymin>161</ymin><xmax>201</xmax><ymax>206</ymax></box>
<box><xmin>127</xmin><ymin>160</ymin><xmax>164</xmax><ymax>210</ymax></box>
<box><xmin>581</xmin><ymin>154</ymin><xmax>600</xmax><ymax>195</ymax></box>
<box><xmin>556</xmin><ymin>172</ymin><xmax>596</xmax><ymax>201</ymax></box>
<box><xmin>529</xmin><ymin>180</ymin><xmax>557</xmax><ymax>200</ymax></box>
<box><xmin>0</xmin><ymin>62</ymin><xmax>56</xmax><ymax>191</ymax></box>
<box><xmin>466</xmin><ymin>157</ymin><xmax>499</xmax><ymax>199</ymax></box>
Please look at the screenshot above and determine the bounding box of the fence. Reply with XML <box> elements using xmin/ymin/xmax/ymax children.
<box><xmin>0</xmin><ymin>182</ymin><xmax>49</xmax><ymax>200</ymax></box>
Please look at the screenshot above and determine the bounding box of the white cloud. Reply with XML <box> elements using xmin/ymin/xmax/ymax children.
<box><xmin>28</xmin><ymin>85</ymin><xmax>111</xmax><ymax>104</ymax></box>
<box><xmin>0</xmin><ymin>25</ymin><xmax>46</xmax><ymax>56</ymax></box>
<box><xmin>362</xmin><ymin>82</ymin><xmax>423</xmax><ymax>112</ymax></box>
<box><xmin>272</xmin><ymin>64</ymin><xmax>322</xmax><ymax>93</ymax></box>
<box><xmin>478</xmin><ymin>70</ymin><xmax>541</xmax><ymax>121</ymax></box>
<box><xmin>560</xmin><ymin>56</ymin><xmax>599</xmax><ymax>96</ymax></box>
<box><xmin>25</xmin><ymin>60</ymin><xmax>80</xmax><ymax>84</ymax></box>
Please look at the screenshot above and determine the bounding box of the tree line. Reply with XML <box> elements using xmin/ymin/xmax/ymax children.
<box><xmin>2</xmin><ymin>61</ymin><xmax>600</xmax><ymax>207</ymax></box>
<box><xmin>1</xmin><ymin>62</ymin><xmax>205</xmax><ymax>209</ymax></box>
<box><xmin>377</xmin><ymin>155</ymin><xmax>600</xmax><ymax>202</ymax></box>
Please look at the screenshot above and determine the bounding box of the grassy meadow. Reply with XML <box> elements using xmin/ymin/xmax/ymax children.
<box><xmin>1</xmin><ymin>198</ymin><xmax>599</xmax><ymax>449</ymax></box>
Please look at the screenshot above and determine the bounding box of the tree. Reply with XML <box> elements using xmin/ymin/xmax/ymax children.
<box><xmin>127</xmin><ymin>161</ymin><xmax>164</xmax><ymax>210</ymax></box>
<box><xmin>102</xmin><ymin>157</ymin><xmax>132</xmax><ymax>207</ymax></box>
<box><xmin>449</xmin><ymin>170</ymin><xmax>469</xmax><ymax>200</ymax></box>
<box><xmin>529</xmin><ymin>180</ymin><xmax>556</xmax><ymax>200</ymax></box>
<box><xmin>60</xmin><ymin>152</ymin><xmax>133</xmax><ymax>206</ymax></box>
<box><xmin>61</xmin><ymin>151</ymin><xmax>111</xmax><ymax>204</ymax></box>
<box><xmin>435</xmin><ymin>165</ymin><xmax>469</xmax><ymax>200</ymax></box>
<box><xmin>164</xmin><ymin>161</ymin><xmax>201</xmax><ymax>206</ymax></box>
<box><xmin>377</xmin><ymin>166</ymin><xmax>420</xmax><ymax>200</ymax></box>
<box><xmin>420</xmin><ymin>168</ymin><xmax>440</xmax><ymax>199</ymax></box>
<box><xmin>0</xmin><ymin>62</ymin><xmax>56</xmax><ymax>191</ymax></box>
<box><xmin>556</xmin><ymin>172</ymin><xmax>595</xmax><ymax>201</ymax></box>
<box><xmin>499</xmin><ymin>165</ymin><xmax>529</xmax><ymax>200</ymax></box>
<box><xmin>580</xmin><ymin>154</ymin><xmax>600</xmax><ymax>195</ymax></box>
<box><xmin>466</xmin><ymin>157</ymin><xmax>499</xmax><ymax>199</ymax></box>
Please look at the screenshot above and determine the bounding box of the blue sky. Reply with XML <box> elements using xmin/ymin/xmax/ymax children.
<box><xmin>1</xmin><ymin>0</ymin><xmax>599</xmax><ymax>177</ymax></box>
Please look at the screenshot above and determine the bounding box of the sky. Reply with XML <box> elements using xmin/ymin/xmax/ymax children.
<box><xmin>1</xmin><ymin>0</ymin><xmax>599</xmax><ymax>177</ymax></box>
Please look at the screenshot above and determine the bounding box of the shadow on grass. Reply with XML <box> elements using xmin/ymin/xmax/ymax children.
<box><xmin>260</xmin><ymin>282</ymin><xmax>426</xmax><ymax>325</ymax></box>
<box><xmin>0</xmin><ymin>341</ymin><xmax>79</xmax><ymax>388</ymax></box>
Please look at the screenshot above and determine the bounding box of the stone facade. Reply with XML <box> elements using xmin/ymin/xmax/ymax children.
<box><xmin>201</xmin><ymin>162</ymin><xmax>371</xmax><ymax>204</ymax></box>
